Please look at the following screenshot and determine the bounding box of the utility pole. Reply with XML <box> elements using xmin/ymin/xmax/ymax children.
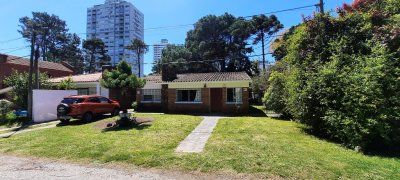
<box><xmin>27</xmin><ymin>33</ymin><xmax>35</xmax><ymax>121</ymax></box>
<box><xmin>319</xmin><ymin>0</ymin><xmax>324</xmax><ymax>14</ymax></box>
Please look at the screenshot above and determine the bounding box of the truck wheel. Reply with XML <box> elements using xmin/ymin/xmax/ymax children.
<box><xmin>82</xmin><ymin>112</ymin><xmax>93</xmax><ymax>122</ymax></box>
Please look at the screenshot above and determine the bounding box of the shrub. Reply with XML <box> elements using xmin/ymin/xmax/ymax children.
<box><xmin>4</xmin><ymin>70</ymin><xmax>52</xmax><ymax>109</ymax></box>
<box><xmin>0</xmin><ymin>100</ymin><xmax>14</xmax><ymax>123</ymax></box>
<box><xmin>131</xmin><ymin>101</ymin><xmax>138</xmax><ymax>110</ymax></box>
<box><xmin>268</xmin><ymin>2</ymin><xmax>400</xmax><ymax>153</ymax></box>
<box><xmin>56</xmin><ymin>77</ymin><xmax>76</xmax><ymax>90</ymax></box>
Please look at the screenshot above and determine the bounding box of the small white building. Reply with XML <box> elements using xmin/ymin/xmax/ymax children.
<box><xmin>50</xmin><ymin>73</ymin><xmax>109</xmax><ymax>98</ymax></box>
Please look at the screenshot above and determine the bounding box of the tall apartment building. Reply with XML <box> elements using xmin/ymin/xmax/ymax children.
<box><xmin>87</xmin><ymin>0</ymin><xmax>144</xmax><ymax>77</ymax></box>
<box><xmin>153</xmin><ymin>39</ymin><xmax>169</xmax><ymax>62</ymax></box>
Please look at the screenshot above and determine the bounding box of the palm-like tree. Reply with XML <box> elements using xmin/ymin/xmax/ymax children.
<box><xmin>251</xmin><ymin>14</ymin><xmax>283</xmax><ymax>71</ymax></box>
<box><xmin>125</xmin><ymin>39</ymin><xmax>149</xmax><ymax>77</ymax></box>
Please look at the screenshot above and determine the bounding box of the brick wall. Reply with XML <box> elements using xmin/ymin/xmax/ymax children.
<box><xmin>0</xmin><ymin>63</ymin><xmax>73</xmax><ymax>89</ymax></box>
<box><xmin>136</xmin><ymin>87</ymin><xmax>249</xmax><ymax>114</ymax></box>
<box><xmin>221</xmin><ymin>87</ymin><xmax>249</xmax><ymax>114</ymax></box>
<box><xmin>167</xmin><ymin>88</ymin><xmax>210</xmax><ymax>113</ymax></box>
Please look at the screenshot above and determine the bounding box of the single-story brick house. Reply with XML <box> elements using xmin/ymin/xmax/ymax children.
<box><xmin>136</xmin><ymin>72</ymin><xmax>251</xmax><ymax>114</ymax></box>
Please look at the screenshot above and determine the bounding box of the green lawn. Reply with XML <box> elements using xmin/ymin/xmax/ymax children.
<box><xmin>0</xmin><ymin>114</ymin><xmax>399</xmax><ymax>179</ymax></box>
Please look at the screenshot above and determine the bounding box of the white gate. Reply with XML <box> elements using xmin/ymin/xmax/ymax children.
<box><xmin>33</xmin><ymin>90</ymin><xmax>77</xmax><ymax>122</ymax></box>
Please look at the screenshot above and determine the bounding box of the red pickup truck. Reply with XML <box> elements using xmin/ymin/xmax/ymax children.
<box><xmin>57</xmin><ymin>95</ymin><xmax>120</xmax><ymax>123</ymax></box>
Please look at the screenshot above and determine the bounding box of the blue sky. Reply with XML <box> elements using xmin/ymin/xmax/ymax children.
<box><xmin>0</xmin><ymin>0</ymin><xmax>352</xmax><ymax>75</ymax></box>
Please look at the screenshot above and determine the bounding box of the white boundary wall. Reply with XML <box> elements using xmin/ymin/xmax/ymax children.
<box><xmin>33</xmin><ymin>90</ymin><xmax>77</xmax><ymax>123</ymax></box>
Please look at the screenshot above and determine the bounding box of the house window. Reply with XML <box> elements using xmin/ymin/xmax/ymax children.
<box><xmin>142</xmin><ymin>89</ymin><xmax>161</xmax><ymax>102</ymax></box>
<box><xmin>227</xmin><ymin>88</ymin><xmax>242</xmax><ymax>103</ymax></box>
<box><xmin>176</xmin><ymin>89</ymin><xmax>201</xmax><ymax>102</ymax></box>
<box><xmin>77</xmin><ymin>88</ymin><xmax>89</xmax><ymax>95</ymax></box>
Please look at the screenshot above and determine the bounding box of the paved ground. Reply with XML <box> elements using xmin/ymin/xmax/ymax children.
<box><xmin>176</xmin><ymin>116</ymin><xmax>221</xmax><ymax>153</ymax></box>
<box><xmin>0</xmin><ymin>155</ymin><xmax>252</xmax><ymax>180</ymax></box>
<box><xmin>0</xmin><ymin>124</ymin><xmax>57</xmax><ymax>138</ymax></box>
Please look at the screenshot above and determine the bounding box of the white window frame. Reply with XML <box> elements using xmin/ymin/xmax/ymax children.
<box><xmin>141</xmin><ymin>89</ymin><xmax>161</xmax><ymax>103</ymax></box>
<box><xmin>226</xmin><ymin>88</ymin><xmax>243</xmax><ymax>104</ymax></box>
<box><xmin>176</xmin><ymin>89</ymin><xmax>202</xmax><ymax>104</ymax></box>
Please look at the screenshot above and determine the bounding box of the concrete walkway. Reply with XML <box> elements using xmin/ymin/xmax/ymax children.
<box><xmin>176</xmin><ymin>116</ymin><xmax>221</xmax><ymax>153</ymax></box>
<box><xmin>1</xmin><ymin>124</ymin><xmax>57</xmax><ymax>138</ymax></box>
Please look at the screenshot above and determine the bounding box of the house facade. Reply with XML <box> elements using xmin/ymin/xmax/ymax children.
<box><xmin>50</xmin><ymin>73</ymin><xmax>110</xmax><ymax>98</ymax></box>
<box><xmin>136</xmin><ymin>72</ymin><xmax>251</xmax><ymax>114</ymax></box>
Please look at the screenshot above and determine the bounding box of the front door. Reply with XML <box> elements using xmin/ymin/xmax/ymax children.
<box><xmin>210</xmin><ymin>88</ymin><xmax>223</xmax><ymax>113</ymax></box>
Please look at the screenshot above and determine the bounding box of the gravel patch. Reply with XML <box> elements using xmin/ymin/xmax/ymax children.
<box><xmin>0</xmin><ymin>155</ymin><xmax>255</xmax><ymax>180</ymax></box>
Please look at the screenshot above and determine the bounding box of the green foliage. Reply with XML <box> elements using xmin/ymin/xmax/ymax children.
<box><xmin>152</xmin><ymin>45</ymin><xmax>192</xmax><ymax>73</ymax></box>
<box><xmin>3</xmin><ymin>71</ymin><xmax>52</xmax><ymax>109</ymax></box>
<box><xmin>19</xmin><ymin>12</ymin><xmax>84</xmax><ymax>73</ymax></box>
<box><xmin>250</xmin><ymin>71</ymin><xmax>269</xmax><ymax>104</ymax></box>
<box><xmin>83</xmin><ymin>38</ymin><xmax>110</xmax><ymax>73</ymax></box>
<box><xmin>100</xmin><ymin>59</ymin><xmax>145</xmax><ymax>90</ymax></box>
<box><xmin>268</xmin><ymin>2</ymin><xmax>400</xmax><ymax>152</ymax></box>
<box><xmin>251</xmin><ymin>14</ymin><xmax>284</xmax><ymax>70</ymax></box>
<box><xmin>0</xmin><ymin>100</ymin><xmax>14</xmax><ymax>122</ymax></box>
<box><xmin>56</xmin><ymin>77</ymin><xmax>76</xmax><ymax>90</ymax></box>
<box><xmin>52</xmin><ymin>33</ymin><xmax>85</xmax><ymax>73</ymax></box>
<box><xmin>263</xmin><ymin>71</ymin><xmax>286</xmax><ymax>115</ymax></box>
<box><xmin>125</xmin><ymin>38</ymin><xmax>149</xmax><ymax>77</ymax></box>
<box><xmin>185</xmin><ymin>13</ymin><xmax>253</xmax><ymax>73</ymax></box>
<box><xmin>131</xmin><ymin>101</ymin><xmax>138</xmax><ymax>110</ymax></box>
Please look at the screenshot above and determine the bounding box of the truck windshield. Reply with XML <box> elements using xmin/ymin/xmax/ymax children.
<box><xmin>61</xmin><ymin>98</ymin><xmax>85</xmax><ymax>104</ymax></box>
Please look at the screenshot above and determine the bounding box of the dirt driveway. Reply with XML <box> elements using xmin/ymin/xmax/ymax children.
<box><xmin>0</xmin><ymin>155</ymin><xmax>251</xmax><ymax>180</ymax></box>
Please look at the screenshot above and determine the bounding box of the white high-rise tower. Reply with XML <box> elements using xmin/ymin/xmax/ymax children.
<box><xmin>153</xmin><ymin>39</ymin><xmax>169</xmax><ymax>62</ymax></box>
<box><xmin>87</xmin><ymin>0</ymin><xmax>144</xmax><ymax>77</ymax></box>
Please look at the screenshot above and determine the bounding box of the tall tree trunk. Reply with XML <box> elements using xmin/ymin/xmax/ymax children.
<box><xmin>137</xmin><ymin>52</ymin><xmax>141</xmax><ymax>77</ymax></box>
<box><xmin>34</xmin><ymin>44</ymin><xmax>40</xmax><ymax>89</ymax></box>
<box><xmin>89</xmin><ymin>53</ymin><xmax>94</xmax><ymax>73</ymax></box>
<box><xmin>261</xmin><ymin>32</ymin><xmax>266</xmax><ymax>71</ymax></box>
<box><xmin>27</xmin><ymin>34</ymin><xmax>35</xmax><ymax>121</ymax></box>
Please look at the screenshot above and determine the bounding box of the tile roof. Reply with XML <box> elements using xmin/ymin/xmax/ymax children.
<box><xmin>144</xmin><ymin>74</ymin><xmax>162</xmax><ymax>83</ymax></box>
<box><xmin>144</xmin><ymin>72</ymin><xmax>251</xmax><ymax>83</ymax></box>
<box><xmin>4</xmin><ymin>55</ymin><xmax>73</xmax><ymax>73</ymax></box>
<box><xmin>50</xmin><ymin>73</ymin><xmax>102</xmax><ymax>83</ymax></box>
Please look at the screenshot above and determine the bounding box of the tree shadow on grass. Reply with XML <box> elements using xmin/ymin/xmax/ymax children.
<box><xmin>101</xmin><ymin>122</ymin><xmax>151</xmax><ymax>132</ymax></box>
<box><xmin>247</xmin><ymin>106</ymin><xmax>268</xmax><ymax>117</ymax></box>
<box><xmin>301</xmin><ymin>126</ymin><xmax>400</xmax><ymax>159</ymax></box>
<box><xmin>56</xmin><ymin>115</ymin><xmax>116</xmax><ymax>127</ymax></box>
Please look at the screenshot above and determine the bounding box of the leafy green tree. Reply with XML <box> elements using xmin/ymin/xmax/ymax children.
<box><xmin>4</xmin><ymin>71</ymin><xmax>52</xmax><ymax>109</ymax></box>
<box><xmin>56</xmin><ymin>77</ymin><xmax>76</xmax><ymax>90</ymax></box>
<box><xmin>186</xmin><ymin>13</ymin><xmax>253</xmax><ymax>73</ymax></box>
<box><xmin>50</xmin><ymin>33</ymin><xmax>85</xmax><ymax>73</ymax></box>
<box><xmin>125</xmin><ymin>38</ymin><xmax>149</xmax><ymax>77</ymax></box>
<box><xmin>251</xmin><ymin>14</ymin><xmax>283</xmax><ymax>71</ymax></box>
<box><xmin>83</xmin><ymin>38</ymin><xmax>110</xmax><ymax>73</ymax></box>
<box><xmin>266</xmin><ymin>0</ymin><xmax>400</xmax><ymax>152</ymax></box>
<box><xmin>19</xmin><ymin>12</ymin><xmax>68</xmax><ymax>62</ymax></box>
<box><xmin>101</xmin><ymin>59</ymin><xmax>145</xmax><ymax>89</ymax></box>
<box><xmin>101</xmin><ymin>59</ymin><xmax>145</xmax><ymax>112</ymax></box>
<box><xmin>152</xmin><ymin>45</ymin><xmax>191</xmax><ymax>73</ymax></box>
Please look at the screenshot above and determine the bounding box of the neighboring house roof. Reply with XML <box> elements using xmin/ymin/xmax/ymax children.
<box><xmin>144</xmin><ymin>74</ymin><xmax>162</xmax><ymax>83</ymax></box>
<box><xmin>50</xmin><ymin>72</ymin><xmax>102</xmax><ymax>83</ymax></box>
<box><xmin>144</xmin><ymin>72</ymin><xmax>251</xmax><ymax>83</ymax></box>
<box><xmin>4</xmin><ymin>55</ymin><xmax>74</xmax><ymax>73</ymax></box>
